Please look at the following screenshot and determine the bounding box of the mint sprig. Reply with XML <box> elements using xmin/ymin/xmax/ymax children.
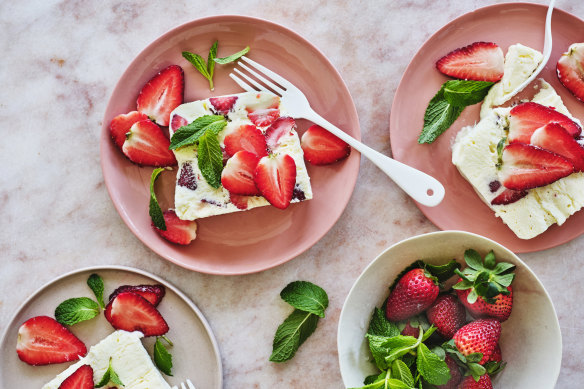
<box><xmin>96</xmin><ymin>357</ymin><xmax>124</xmax><ymax>387</ymax></box>
<box><xmin>149</xmin><ymin>168</ymin><xmax>168</xmax><ymax>231</ymax></box>
<box><xmin>169</xmin><ymin>115</ymin><xmax>227</xmax><ymax>150</ymax></box>
<box><xmin>153</xmin><ymin>337</ymin><xmax>173</xmax><ymax>376</ymax></box>
<box><xmin>280</xmin><ymin>281</ymin><xmax>329</xmax><ymax>318</ymax></box>
<box><xmin>87</xmin><ymin>273</ymin><xmax>105</xmax><ymax>309</ymax></box>
<box><xmin>418</xmin><ymin>80</ymin><xmax>494</xmax><ymax>144</ymax></box>
<box><xmin>197</xmin><ymin>130</ymin><xmax>224</xmax><ymax>189</ymax></box>
<box><xmin>214</xmin><ymin>46</ymin><xmax>250</xmax><ymax>64</ymax></box>
<box><xmin>55</xmin><ymin>297</ymin><xmax>100</xmax><ymax>326</ymax></box>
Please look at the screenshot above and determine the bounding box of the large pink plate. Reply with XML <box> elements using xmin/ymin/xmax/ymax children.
<box><xmin>101</xmin><ymin>16</ymin><xmax>360</xmax><ymax>274</ymax></box>
<box><xmin>390</xmin><ymin>3</ymin><xmax>584</xmax><ymax>253</ymax></box>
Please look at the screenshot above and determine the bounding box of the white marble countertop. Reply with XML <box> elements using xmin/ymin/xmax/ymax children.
<box><xmin>1</xmin><ymin>0</ymin><xmax>583</xmax><ymax>387</ymax></box>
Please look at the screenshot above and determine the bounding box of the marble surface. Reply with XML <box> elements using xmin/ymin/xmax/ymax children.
<box><xmin>1</xmin><ymin>0</ymin><xmax>583</xmax><ymax>387</ymax></box>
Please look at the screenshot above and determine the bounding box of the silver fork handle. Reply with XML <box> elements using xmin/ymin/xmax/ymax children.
<box><xmin>303</xmin><ymin>109</ymin><xmax>445</xmax><ymax>207</ymax></box>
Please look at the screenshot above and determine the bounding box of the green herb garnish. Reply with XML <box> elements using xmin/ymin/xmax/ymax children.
<box><xmin>87</xmin><ymin>273</ymin><xmax>105</xmax><ymax>309</ymax></box>
<box><xmin>153</xmin><ymin>337</ymin><xmax>173</xmax><ymax>376</ymax></box>
<box><xmin>55</xmin><ymin>297</ymin><xmax>100</xmax><ymax>326</ymax></box>
<box><xmin>149</xmin><ymin>168</ymin><xmax>168</xmax><ymax>231</ymax></box>
<box><xmin>96</xmin><ymin>357</ymin><xmax>124</xmax><ymax>387</ymax></box>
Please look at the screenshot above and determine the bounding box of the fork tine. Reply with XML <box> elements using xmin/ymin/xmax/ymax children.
<box><xmin>186</xmin><ymin>379</ymin><xmax>196</xmax><ymax>389</ymax></box>
<box><xmin>236</xmin><ymin>61</ymin><xmax>286</xmax><ymax>95</ymax></box>
<box><xmin>229</xmin><ymin>73</ymin><xmax>256</xmax><ymax>93</ymax></box>
<box><xmin>240</xmin><ymin>56</ymin><xmax>294</xmax><ymax>89</ymax></box>
<box><xmin>180</xmin><ymin>382</ymin><xmax>187</xmax><ymax>389</ymax></box>
<box><xmin>233</xmin><ymin>68</ymin><xmax>274</xmax><ymax>95</ymax></box>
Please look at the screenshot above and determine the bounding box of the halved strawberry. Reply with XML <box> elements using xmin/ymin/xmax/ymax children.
<box><xmin>109</xmin><ymin>111</ymin><xmax>149</xmax><ymax>149</ymax></box>
<box><xmin>531</xmin><ymin>123</ymin><xmax>584</xmax><ymax>171</ymax></box>
<box><xmin>170</xmin><ymin>114</ymin><xmax>188</xmax><ymax>133</ymax></box>
<box><xmin>265</xmin><ymin>117</ymin><xmax>296</xmax><ymax>152</ymax></box>
<box><xmin>508</xmin><ymin>102</ymin><xmax>582</xmax><ymax>143</ymax></box>
<box><xmin>122</xmin><ymin>120</ymin><xmax>177</xmax><ymax>166</ymax></box>
<box><xmin>499</xmin><ymin>143</ymin><xmax>574</xmax><ymax>190</ymax></box>
<box><xmin>490</xmin><ymin>188</ymin><xmax>528</xmax><ymax>205</ymax></box>
<box><xmin>209</xmin><ymin>96</ymin><xmax>238</xmax><ymax>115</ymax></box>
<box><xmin>58</xmin><ymin>365</ymin><xmax>94</xmax><ymax>389</ymax></box>
<box><xmin>557</xmin><ymin>43</ymin><xmax>584</xmax><ymax>102</ymax></box>
<box><xmin>301</xmin><ymin>124</ymin><xmax>351</xmax><ymax>165</ymax></box>
<box><xmin>254</xmin><ymin>154</ymin><xmax>297</xmax><ymax>209</ymax></box>
<box><xmin>137</xmin><ymin>65</ymin><xmax>184</xmax><ymax>126</ymax></box>
<box><xmin>108</xmin><ymin>284</ymin><xmax>166</xmax><ymax>307</ymax></box>
<box><xmin>436</xmin><ymin>42</ymin><xmax>504</xmax><ymax>82</ymax></box>
<box><xmin>221</xmin><ymin>151</ymin><xmax>261</xmax><ymax>195</ymax></box>
<box><xmin>248</xmin><ymin>108</ymin><xmax>280</xmax><ymax>127</ymax></box>
<box><xmin>229</xmin><ymin>193</ymin><xmax>249</xmax><ymax>210</ymax></box>
<box><xmin>104</xmin><ymin>292</ymin><xmax>169</xmax><ymax>336</ymax></box>
<box><xmin>16</xmin><ymin>316</ymin><xmax>87</xmax><ymax>366</ymax></box>
<box><xmin>152</xmin><ymin>210</ymin><xmax>197</xmax><ymax>245</ymax></box>
<box><xmin>224</xmin><ymin>124</ymin><xmax>268</xmax><ymax>157</ymax></box>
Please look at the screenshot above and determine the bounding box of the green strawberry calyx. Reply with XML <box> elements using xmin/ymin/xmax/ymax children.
<box><xmin>452</xmin><ymin>249</ymin><xmax>515</xmax><ymax>305</ymax></box>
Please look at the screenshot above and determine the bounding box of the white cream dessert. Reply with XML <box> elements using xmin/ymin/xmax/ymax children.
<box><xmin>43</xmin><ymin>330</ymin><xmax>171</xmax><ymax>389</ymax></box>
<box><xmin>452</xmin><ymin>44</ymin><xmax>584</xmax><ymax>240</ymax></box>
<box><xmin>169</xmin><ymin>92</ymin><xmax>312</xmax><ymax>220</ymax></box>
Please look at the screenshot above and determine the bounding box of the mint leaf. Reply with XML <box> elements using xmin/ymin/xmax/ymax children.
<box><xmin>197</xmin><ymin>130</ymin><xmax>224</xmax><ymax>188</ymax></box>
<box><xmin>366</xmin><ymin>334</ymin><xmax>392</xmax><ymax>370</ymax></box>
<box><xmin>443</xmin><ymin>80</ymin><xmax>494</xmax><ymax>106</ymax></box>
<box><xmin>280</xmin><ymin>281</ymin><xmax>329</xmax><ymax>318</ymax></box>
<box><xmin>421</xmin><ymin>325</ymin><xmax>436</xmax><ymax>341</ymax></box>
<box><xmin>417</xmin><ymin>86</ymin><xmax>465</xmax><ymax>144</ymax></box>
<box><xmin>87</xmin><ymin>273</ymin><xmax>105</xmax><ymax>309</ymax></box>
<box><xmin>207</xmin><ymin>41</ymin><xmax>218</xmax><ymax>83</ymax></box>
<box><xmin>423</xmin><ymin>260</ymin><xmax>461</xmax><ymax>282</ymax></box>
<box><xmin>496</xmin><ymin>137</ymin><xmax>507</xmax><ymax>169</ymax></box>
<box><xmin>149</xmin><ymin>167</ymin><xmax>167</xmax><ymax>231</ymax></box>
<box><xmin>169</xmin><ymin>115</ymin><xmax>226</xmax><ymax>150</ymax></box>
<box><xmin>269</xmin><ymin>309</ymin><xmax>319</xmax><ymax>362</ymax></box>
<box><xmin>416</xmin><ymin>343</ymin><xmax>451</xmax><ymax>385</ymax></box>
<box><xmin>214</xmin><ymin>46</ymin><xmax>250</xmax><ymax>64</ymax></box>
<box><xmin>55</xmin><ymin>297</ymin><xmax>100</xmax><ymax>326</ymax></box>
<box><xmin>154</xmin><ymin>337</ymin><xmax>173</xmax><ymax>376</ymax></box>
<box><xmin>183</xmin><ymin>51</ymin><xmax>211</xmax><ymax>80</ymax></box>
<box><xmin>367</xmin><ymin>308</ymin><xmax>400</xmax><ymax>337</ymax></box>
<box><xmin>392</xmin><ymin>359</ymin><xmax>414</xmax><ymax>387</ymax></box>
<box><xmin>96</xmin><ymin>358</ymin><xmax>124</xmax><ymax>387</ymax></box>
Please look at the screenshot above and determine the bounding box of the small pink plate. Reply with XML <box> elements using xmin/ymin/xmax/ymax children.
<box><xmin>390</xmin><ymin>3</ymin><xmax>584</xmax><ymax>253</ymax></box>
<box><xmin>100</xmin><ymin>16</ymin><xmax>360</xmax><ymax>274</ymax></box>
<box><xmin>0</xmin><ymin>266</ymin><xmax>222</xmax><ymax>388</ymax></box>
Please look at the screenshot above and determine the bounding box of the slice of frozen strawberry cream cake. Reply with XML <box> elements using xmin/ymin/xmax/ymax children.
<box><xmin>452</xmin><ymin>44</ymin><xmax>584</xmax><ymax>239</ymax></box>
<box><xmin>168</xmin><ymin>92</ymin><xmax>313</xmax><ymax>220</ymax></box>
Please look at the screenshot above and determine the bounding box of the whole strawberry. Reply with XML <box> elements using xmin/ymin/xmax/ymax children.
<box><xmin>385</xmin><ymin>268</ymin><xmax>439</xmax><ymax>322</ymax></box>
<box><xmin>436</xmin><ymin>355</ymin><xmax>462</xmax><ymax>389</ymax></box>
<box><xmin>453</xmin><ymin>319</ymin><xmax>501</xmax><ymax>365</ymax></box>
<box><xmin>426</xmin><ymin>294</ymin><xmax>466</xmax><ymax>339</ymax></box>
<box><xmin>458</xmin><ymin>374</ymin><xmax>493</xmax><ymax>389</ymax></box>
<box><xmin>453</xmin><ymin>249</ymin><xmax>515</xmax><ymax>322</ymax></box>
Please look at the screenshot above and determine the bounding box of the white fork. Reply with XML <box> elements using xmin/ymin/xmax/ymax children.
<box><xmin>230</xmin><ymin>56</ymin><xmax>445</xmax><ymax>207</ymax></box>
<box><xmin>171</xmin><ymin>378</ymin><xmax>196</xmax><ymax>389</ymax></box>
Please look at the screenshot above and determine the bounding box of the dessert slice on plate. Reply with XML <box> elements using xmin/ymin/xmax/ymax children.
<box><xmin>452</xmin><ymin>44</ymin><xmax>584</xmax><ymax>240</ymax></box>
<box><xmin>43</xmin><ymin>330</ymin><xmax>171</xmax><ymax>389</ymax></box>
<box><xmin>169</xmin><ymin>91</ymin><xmax>313</xmax><ymax>220</ymax></box>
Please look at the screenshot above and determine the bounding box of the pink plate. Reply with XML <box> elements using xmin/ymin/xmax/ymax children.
<box><xmin>100</xmin><ymin>16</ymin><xmax>360</xmax><ymax>274</ymax></box>
<box><xmin>390</xmin><ymin>3</ymin><xmax>584</xmax><ymax>253</ymax></box>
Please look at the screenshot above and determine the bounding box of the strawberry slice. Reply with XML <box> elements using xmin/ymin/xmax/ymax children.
<box><xmin>16</xmin><ymin>316</ymin><xmax>87</xmax><ymax>366</ymax></box>
<box><xmin>224</xmin><ymin>124</ymin><xmax>268</xmax><ymax>157</ymax></box>
<box><xmin>531</xmin><ymin>123</ymin><xmax>584</xmax><ymax>172</ymax></box>
<box><xmin>499</xmin><ymin>143</ymin><xmax>574</xmax><ymax>190</ymax></box>
<box><xmin>58</xmin><ymin>365</ymin><xmax>94</xmax><ymax>389</ymax></box>
<box><xmin>104</xmin><ymin>292</ymin><xmax>169</xmax><ymax>336</ymax></box>
<box><xmin>170</xmin><ymin>114</ymin><xmax>188</xmax><ymax>133</ymax></box>
<box><xmin>152</xmin><ymin>210</ymin><xmax>197</xmax><ymax>245</ymax></box>
<box><xmin>248</xmin><ymin>108</ymin><xmax>280</xmax><ymax>127</ymax></box>
<box><xmin>137</xmin><ymin>65</ymin><xmax>184</xmax><ymax>126</ymax></box>
<box><xmin>122</xmin><ymin>120</ymin><xmax>177</xmax><ymax>167</ymax></box>
<box><xmin>209</xmin><ymin>96</ymin><xmax>238</xmax><ymax>115</ymax></box>
<box><xmin>254</xmin><ymin>154</ymin><xmax>297</xmax><ymax>209</ymax></box>
<box><xmin>301</xmin><ymin>124</ymin><xmax>351</xmax><ymax>165</ymax></box>
<box><xmin>557</xmin><ymin>43</ymin><xmax>584</xmax><ymax>102</ymax></box>
<box><xmin>265</xmin><ymin>117</ymin><xmax>296</xmax><ymax>152</ymax></box>
<box><xmin>108</xmin><ymin>284</ymin><xmax>166</xmax><ymax>307</ymax></box>
<box><xmin>221</xmin><ymin>151</ymin><xmax>261</xmax><ymax>195</ymax></box>
<box><xmin>436</xmin><ymin>42</ymin><xmax>504</xmax><ymax>82</ymax></box>
<box><xmin>490</xmin><ymin>188</ymin><xmax>528</xmax><ymax>205</ymax></box>
<box><xmin>109</xmin><ymin>111</ymin><xmax>149</xmax><ymax>149</ymax></box>
<box><xmin>229</xmin><ymin>193</ymin><xmax>249</xmax><ymax>210</ymax></box>
<box><xmin>508</xmin><ymin>102</ymin><xmax>582</xmax><ymax>143</ymax></box>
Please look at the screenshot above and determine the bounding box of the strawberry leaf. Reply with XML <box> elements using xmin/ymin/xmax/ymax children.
<box><xmin>423</xmin><ymin>260</ymin><xmax>461</xmax><ymax>282</ymax></box>
<box><xmin>466</xmin><ymin>289</ymin><xmax>479</xmax><ymax>304</ymax></box>
<box><xmin>493</xmin><ymin>262</ymin><xmax>515</xmax><ymax>275</ymax></box>
<box><xmin>496</xmin><ymin>273</ymin><xmax>515</xmax><ymax>287</ymax></box>
<box><xmin>464</xmin><ymin>249</ymin><xmax>484</xmax><ymax>270</ymax></box>
<box><xmin>213</xmin><ymin>46</ymin><xmax>250</xmax><ymax>65</ymax></box>
<box><xmin>55</xmin><ymin>297</ymin><xmax>100</xmax><ymax>326</ymax></box>
<box><xmin>484</xmin><ymin>250</ymin><xmax>496</xmax><ymax>269</ymax></box>
<box><xmin>149</xmin><ymin>168</ymin><xmax>167</xmax><ymax>231</ymax></box>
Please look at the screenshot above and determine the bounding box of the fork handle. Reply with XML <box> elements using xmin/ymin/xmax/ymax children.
<box><xmin>304</xmin><ymin>109</ymin><xmax>445</xmax><ymax>207</ymax></box>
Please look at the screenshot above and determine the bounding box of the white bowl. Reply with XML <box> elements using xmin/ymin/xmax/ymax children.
<box><xmin>337</xmin><ymin>231</ymin><xmax>561</xmax><ymax>388</ymax></box>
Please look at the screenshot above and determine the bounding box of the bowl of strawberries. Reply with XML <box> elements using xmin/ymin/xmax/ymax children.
<box><xmin>337</xmin><ymin>230</ymin><xmax>561</xmax><ymax>389</ymax></box>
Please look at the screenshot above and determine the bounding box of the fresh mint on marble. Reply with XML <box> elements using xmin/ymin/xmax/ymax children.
<box><xmin>87</xmin><ymin>273</ymin><xmax>105</xmax><ymax>309</ymax></box>
<box><xmin>55</xmin><ymin>297</ymin><xmax>100</xmax><ymax>326</ymax></box>
<box><xmin>183</xmin><ymin>41</ymin><xmax>250</xmax><ymax>90</ymax></box>
<box><xmin>149</xmin><ymin>168</ymin><xmax>168</xmax><ymax>231</ymax></box>
<box><xmin>417</xmin><ymin>80</ymin><xmax>494</xmax><ymax>144</ymax></box>
<box><xmin>269</xmin><ymin>281</ymin><xmax>329</xmax><ymax>363</ymax></box>
<box><xmin>153</xmin><ymin>337</ymin><xmax>173</xmax><ymax>376</ymax></box>
<box><xmin>96</xmin><ymin>357</ymin><xmax>124</xmax><ymax>388</ymax></box>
